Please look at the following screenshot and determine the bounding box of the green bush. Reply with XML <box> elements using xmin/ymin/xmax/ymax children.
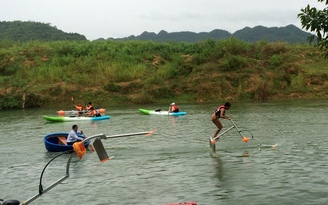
<box><xmin>269</xmin><ymin>54</ymin><xmax>284</xmax><ymax>69</ymax></box>
<box><xmin>221</xmin><ymin>55</ymin><xmax>246</xmax><ymax>71</ymax></box>
<box><xmin>291</xmin><ymin>74</ymin><xmax>306</xmax><ymax>88</ymax></box>
<box><xmin>251</xmin><ymin>78</ymin><xmax>273</xmax><ymax>100</ymax></box>
<box><xmin>222</xmin><ymin>37</ymin><xmax>249</xmax><ymax>55</ymax></box>
<box><xmin>0</xmin><ymin>93</ymin><xmax>21</xmax><ymax>110</ymax></box>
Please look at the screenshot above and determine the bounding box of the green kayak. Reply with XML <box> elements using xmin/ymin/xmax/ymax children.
<box><xmin>43</xmin><ymin>115</ymin><xmax>110</xmax><ymax>122</ymax></box>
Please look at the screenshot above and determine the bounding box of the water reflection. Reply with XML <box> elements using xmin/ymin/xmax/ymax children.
<box><xmin>213</xmin><ymin>155</ymin><xmax>225</xmax><ymax>182</ymax></box>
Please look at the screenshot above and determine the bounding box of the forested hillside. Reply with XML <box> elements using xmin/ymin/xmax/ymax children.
<box><xmin>0</xmin><ymin>21</ymin><xmax>87</xmax><ymax>42</ymax></box>
<box><xmin>233</xmin><ymin>25</ymin><xmax>314</xmax><ymax>44</ymax></box>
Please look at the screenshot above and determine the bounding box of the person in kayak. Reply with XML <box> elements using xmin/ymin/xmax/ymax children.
<box><xmin>86</xmin><ymin>102</ymin><xmax>93</xmax><ymax>111</ymax></box>
<box><xmin>86</xmin><ymin>107</ymin><xmax>98</xmax><ymax>117</ymax></box>
<box><xmin>169</xmin><ymin>102</ymin><xmax>180</xmax><ymax>113</ymax></box>
<box><xmin>74</xmin><ymin>103</ymin><xmax>84</xmax><ymax>115</ymax></box>
<box><xmin>211</xmin><ymin>102</ymin><xmax>231</xmax><ymax>140</ymax></box>
<box><xmin>67</xmin><ymin>124</ymin><xmax>84</xmax><ymax>145</ymax></box>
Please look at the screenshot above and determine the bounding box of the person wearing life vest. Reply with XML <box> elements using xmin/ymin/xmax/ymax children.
<box><xmin>211</xmin><ymin>102</ymin><xmax>231</xmax><ymax>140</ymax></box>
<box><xmin>87</xmin><ymin>107</ymin><xmax>97</xmax><ymax>117</ymax></box>
<box><xmin>74</xmin><ymin>103</ymin><xmax>83</xmax><ymax>111</ymax></box>
<box><xmin>86</xmin><ymin>102</ymin><xmax>94</xmax><ymax>116</ymax></box>
<box><xmin>74</xmin><ymin>103</ymin><xmax>83</xmax><ymax>115</ymax></box>
<box><xmin>86</xmin><ymin>102</ymin><xmax>93</xmax><ymax>111</ymax></box>
<box><xmin>170</xmin><ymin>102</ymin><xmax>179</xmax><ymax>113</ymax></box>
<box><xmin>67</xmin><ymin>124</ymin><xmax>84</xmax><ymax>145</ymax></box>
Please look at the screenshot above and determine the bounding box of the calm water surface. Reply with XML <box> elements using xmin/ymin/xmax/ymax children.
<box><xmin>1</xmin><ymin>100</ymin><xmax>328</xmax><ymax>205</ymax></box>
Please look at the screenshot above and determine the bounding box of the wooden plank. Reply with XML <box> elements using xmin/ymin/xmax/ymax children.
<box><xmin>58</xmin><ymin>136</ymin><xmax>67</xmax><ymax>145</ymax></box>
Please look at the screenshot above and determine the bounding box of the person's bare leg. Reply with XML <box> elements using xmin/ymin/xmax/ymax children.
<box><xmin>213</xmin><ymin>127</ymin><xmax>221</xmax><ymax>139</ymax></box>
<box><xmin>212</xmin><ymin>114</ymin><xmax>223</xmax><ymax>139</ymax></box>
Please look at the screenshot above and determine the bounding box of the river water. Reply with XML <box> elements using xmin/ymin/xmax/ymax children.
<box><xmin>1</xmin><ymin>99</ymin><xmax>328</xmax><ymax>205</ymax></box>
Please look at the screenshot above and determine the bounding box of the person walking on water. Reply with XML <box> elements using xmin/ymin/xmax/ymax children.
<box><xmin>211</xmin><ymin>102</ymin><xmax>231</xmax><ymax>140</ymax></box>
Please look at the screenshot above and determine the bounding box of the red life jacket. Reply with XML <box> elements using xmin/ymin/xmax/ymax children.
<box><xmin>75</xmin><ymin>105</ymin><xmax>83</xmax><ymax>111</ymax></box>
<box><xmin>171</xmin><ymin>105</ymin><xmax>179</xmax><ymax>112</ymax></box>
<box><xmin>214</xmin><ymin>105</ymin><xmax>225</xmax><ymax>118</ymax></box>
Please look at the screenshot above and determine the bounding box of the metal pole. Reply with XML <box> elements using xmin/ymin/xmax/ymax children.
<box><xmin>22</xmin><ymin>153</ymin><xmax>74</xmax><ymax>205</ymax></box>
<box><xmin>82</xmin><ymin>130</ymin><xmax>155</xmax><ymax>142</ymax></box>
<box><xmin>230</xmin><ymin>119</ymin><xmax>244</xmax><ymax>139</ymax></box>
<box><xmin>213</xmin><ymin>125</ymin><xmax>235</xmax><ymax>141</ymax></box>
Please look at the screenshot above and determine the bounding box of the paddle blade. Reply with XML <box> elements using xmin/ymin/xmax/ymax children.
<box><xmin>73</xmin><ymin>142</ymin><xmax>86</xmax><ymax>159</ymax></box>
<box><xmin>146</xmin><ymin>128</ymin><xmax>157</xmax><ymax>137</ymax></box>
<box><xmin>93</xmin><ymin>138</ymin><xmax>110</xmax><ymax>163</ymax></box>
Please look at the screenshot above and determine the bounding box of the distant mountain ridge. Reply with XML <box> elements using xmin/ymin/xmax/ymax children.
<box><xmin>0</xmin><ymin>21</ymin><xmax>87</xmax><ymax>42</ymax></box>
<box><xmin>107</xmin><ymin>24</ymin><xmax>313</xmax><ymax>44</ymax></box>
<box><xmin>0</xmin><ymin>21</ymin><xmax>313</xmax><ymax>44</ymax></box>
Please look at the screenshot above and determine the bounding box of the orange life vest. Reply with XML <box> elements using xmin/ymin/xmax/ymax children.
<box><xmin>73</xmin><ymin>142</ymin><xmax>86</xmax><ymax>159</ymax></box>
<box><xmin>75</xmin><ymin>105</ymin><xmax>83</xmax><ymax>111</ymax></box>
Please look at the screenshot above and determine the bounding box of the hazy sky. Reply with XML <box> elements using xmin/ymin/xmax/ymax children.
<box><xmin>0</xmin><ymin>0</ymin><xmax>325</xmax><ymax>40</ymax></box>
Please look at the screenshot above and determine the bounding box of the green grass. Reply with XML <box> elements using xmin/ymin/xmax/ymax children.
<box><xmin>0</xmin><ymin>39</ymin><xmax>327</xmax><ymax>109</ymax></box>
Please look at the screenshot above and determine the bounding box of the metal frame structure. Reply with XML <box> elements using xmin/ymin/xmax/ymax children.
<box><xmin>209</xmin><ymin>119</ymin><xmax>262</xmax><ymax>153</ymax></box>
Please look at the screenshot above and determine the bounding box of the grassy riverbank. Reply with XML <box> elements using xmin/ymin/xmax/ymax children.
<box><xmin>0</xmin><ymin>38</ymin><xmax>327</xmax><ymax>109</ymax></box>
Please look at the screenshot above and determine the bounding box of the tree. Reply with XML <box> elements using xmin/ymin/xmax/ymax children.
<box><xmin>298</xmin><ymin>0</ymin><xmax>328</xmax><ymax>58</ymax></box>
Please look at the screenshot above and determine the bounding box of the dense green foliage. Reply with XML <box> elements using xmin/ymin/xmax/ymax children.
<box><xmin>0</xmin><ymin>38</ymin><xmax>327</xmax><ymax>110</ymax></box>
<box><xmin>0</xmin><ymin>21</ymin><xmax>87</xmax><ymax>42</ymax></box>
<box><xmin>107</xmin><ymin>25</ymin><xmax>313</xmax><ymax>44</ymax></box>
<box><xmin>298</xmin><ymin>0</ymin><xmax>328</xmax><ymax>57</ymax></box>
